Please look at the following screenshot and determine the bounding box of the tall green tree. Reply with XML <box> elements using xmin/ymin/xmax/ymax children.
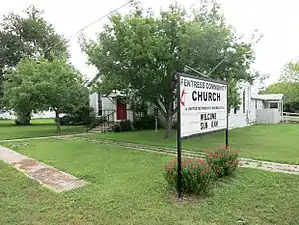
<box><xmin>2</xmin><ymin>58</ymin><xmax>44</xmax><ymax>124</ymax></box>
<box><xmin>82</xmin><ymin>1</ymin><xmax>258</xmax><ymax>137</ymax></box>
<box><xmin>0</xmin><ymin>5</ymin><xmax>68</xmax><ymax>96</ymax></box>
<box><xmin>280</xmin><ymin>60</ymin><xmax>299</xmax><ymax>82</ymax></box>
<box><xmin>3</xmin><ymin>56</ymin><xmax>89</xmax><ymax>131</ymax></box>
<box><xmin>264</xmin><ymin>60</ymin><xmax>299</xmax><ymax>112</ymax></box>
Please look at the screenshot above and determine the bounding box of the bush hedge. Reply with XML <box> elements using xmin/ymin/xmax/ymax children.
<box><xmin>205</xmin><ymin>147</ymin><xmax>239</xmax><ymax>178</ymax></box>
<box><xmin>163</xmin><ymin>157</ymin><xmax>215</xmax><ymax>195</ymax></box>
<box><xmin>133</xmin><ymin>115</ymin><xmax>158</xmax><ymax>130</ymax></box>
<box><xmin>163</xmin><ymin>147</ymin><xmax>239</xmax><ymax>195</ymax></box>
<box><xmin>112</xmin><ymin>123</ymin><xmax>121</xmax><ymax>132</ymax></box>
<box><xmin>15</xmin><ymin>119</ymin><xmax>32</xmax><ymax>126</ymax></box>
<box><xmin>112</xmin><ymin>120</ymin><xmax>133</xmax><ymax>132</ymax></box>
<box><xmin>60</xmin><ymin>105</ymin><xmax>94</xmax><ymax>126</ymax></box>
<box><xmin>88</xmin><ymin>117</ymin><xmax>106</xmax><ymax>129</ymax></box>
<box><xmin>120</xmin><ymin>120</ymin><xmax>133</xmax><ymax>131</ymax></box>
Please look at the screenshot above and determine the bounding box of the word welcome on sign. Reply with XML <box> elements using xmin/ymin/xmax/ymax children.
<box><xmin>179</xmin><ymin>74</ymin><xmax>228</xmax><ymax>138</ymax></box>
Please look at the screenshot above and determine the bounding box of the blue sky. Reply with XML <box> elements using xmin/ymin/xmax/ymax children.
<box><xmin>1</xmin><ymin>0</ymin><xmax>299</xmax><ymax>87</ymax></box>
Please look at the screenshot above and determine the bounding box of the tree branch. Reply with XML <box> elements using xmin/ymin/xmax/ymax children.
<box><xmin>153</xmin><ymin>99</ymin><xmax>167</xmax><ymax>118</ymax></box>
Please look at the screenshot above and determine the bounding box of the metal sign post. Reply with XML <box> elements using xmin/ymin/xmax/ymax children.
<box><xmin>225</xmin><ymin>83</ymin><xmax>229</xmax><ymax>149</ymax></box>
<box><xmin>176</xmin><ymin>73</ymin><xmax>183</xmax><ymax>200</ymax></box>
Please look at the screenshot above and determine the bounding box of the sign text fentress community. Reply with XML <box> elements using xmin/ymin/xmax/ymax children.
<box><xmin>181</xmin><ymin>78</ymin><xmax>226</xmax><ymax>102</ymax></box>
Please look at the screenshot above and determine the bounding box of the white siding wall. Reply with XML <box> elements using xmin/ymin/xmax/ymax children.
<box><xmin>249</xmin><ymin>99</ymin><xmax>264</xmax><ymax>123</ymax></box>
<box><xmin>89</xmin><ymin>93</ymin><xmax>116</xmax><ymax>114</ymax></box>
<box><xmin>89</xmin><ymin>93</ymin><xmax>133</xmax><ymax>121</ymax></box>
<box><xmin>101</xmin><ymin>97</ymin><xmax>115</xmax><ymax>110</ymax></box>
<box><xmin>250</xmin><ymin>99</ymin><xmax>257</xmax><ymax>122</ymax></box>
<box><xmin>257</xmin><ymin>100</ymin><xmax>263</xmax><ymax>109</ymax></box>
<box><xmin>256</xmin><ymin>109</ymin><xmax>281</xmax><ymax>124</ymax></box>
<box><xmin>89</xmin><ymin>92</ymin><xmax>98</xmax><ymax>114</ymax></box>
<box><xmin>228</xmin><ymin>81</ymin><xmax>251</xmax><ymax>129</ymax></box>
<box><xmin>126</xmin><ymin>105</ymin><xmax>133</xmax><ymax>121</ymax></box>
<box><xmin>101</xmin><ymin>97</ymin><xmax>132</xmax><ymax>121</ymax></box>
<box><xmin>100</xmin><ymin>97</ymin><xmax>115</xmax><ymax>121</ymax></box>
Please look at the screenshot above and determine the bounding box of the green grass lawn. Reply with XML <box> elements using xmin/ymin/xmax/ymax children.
<box><xmin>86</xmin><ymin>124</ymin><xmax>299</xmax><ymax>164</ymax></box>
<box><xmin>1</xmin><ymin>139</ymin><xmax>299</xmax><ymax>225</ymax></box>
<box><xmin>0</xmin><ymin>119</ymin><xmax>86</xmax><ymax>140</ymax></box>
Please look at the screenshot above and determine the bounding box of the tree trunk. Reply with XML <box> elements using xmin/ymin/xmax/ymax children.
<box><xmin>131</xmin><ymin>104</ymin><xmax>137</xmax><ymax>122</ymax></box>
<box><xmin>54</xmin><ymin>110</ymin><xmax>61</xmax><ymax>133</ymax></box>
<box><xmin>16</xmin><ymin>111</ymin><xmax>31</xmax><ymax>125</ymax></box>
<box><xmin>164</xmin><ymin>112</ymin><xmax>173</xmax><ymax>138</ymax></box>
<box><xmin>164</xmin><ymin>100</ymin><xmax>173</xmax><ymax>138</ymax></box>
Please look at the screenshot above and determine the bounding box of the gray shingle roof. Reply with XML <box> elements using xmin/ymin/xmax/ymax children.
<box><xmin>251</xmin><ymin>94</ymin><xmax>284</xmax><ymax>101</ymax></box>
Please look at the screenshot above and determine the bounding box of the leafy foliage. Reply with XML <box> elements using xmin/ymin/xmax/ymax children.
<box><xmin>280</xmin><ymin>60</ymin><xmax>299</xmax><ymax>82</ymax></box>
<box><xmin>255</xmin><ymin>71</ymin><xmax>270</xmax><ymax>92</ymax></box>
<box><xmin>0</xmin><ymin>5</ymin><xmax>68</xmax><ymax>96</ymax></box>
<box><xmin>3</xmin><ymin>56</ymin><xmax>89</xmax><ymax>132</ymax></box>
<box><xmin>15</xmin><ymin>119</ymin><xmax>31</xmax><ymax>126</ymax></box>
<box><xmin>2</xmin><ymin>58</ymin><xmax>47</xmax><ymax>124</ymax></box>
<box><xmin>133</xmin><ymin>115</ymin><xmax>158</xmax><ymax>130</ymax></box>
<box><xmin>120</xmin><ymin>120</ymin><xmax>133</xmax><ymax>131</ymax></box>
<box><xmin>163</xmin><ymin>157</ymin><xmax>215</xmax><ymax>195</ymax></box>
<box><xmin>205</xmin><ymin>147</ymin><xmax>239</xmax><ymax>178</ymax></box>
<box><xmin>112</xmin><ymin>123</ymin><xmax>121</xmax><ymax>132</ymax></box>
<box><xmin>82</xmin><ymin>0</ymin><xmax>258</xmax><ymax>137</ymax></box>
<box><xmin>163</xmin><ymin>147</ymin><xmax>239</xmax><ymax>195</ymax></box>
<box><xmin>59</xmin><ymin>105</ymin><xmax>95</xmax><ymax>126</ymax></box>
<box><xmin>112</xmin><ymin>120</ymin><xmax>133</xmax><ymax>132</ymax></box>
<box><xmin>263</xmin><ymin>60</ymin><xmax>299</xmax><ymax>112</ymax></box>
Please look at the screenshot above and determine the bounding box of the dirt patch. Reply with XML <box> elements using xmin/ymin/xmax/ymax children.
<box><xmin>30</xmin><ymin>167</ymin><xmax>86</xmax><ymax>192</ymax></box>
<box><xmin>13</xmin><ymin>159</ymin><xmax>39</xmax><ymax>170</ymax></box>
<box><xmin>167</xmin><ymin>191</ymin><xmax>208</xmax><ymax>205</ymax></box>
<box><xmin>24</xmin><ymin>165</ymin><xmax>86</xmax><ymax>192</ymax></box>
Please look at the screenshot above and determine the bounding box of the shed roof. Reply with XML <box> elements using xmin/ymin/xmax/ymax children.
<box><xmin>251</xmin><ymin>93</ymin><xmax>284</xmax><ymax>101</ymax></box>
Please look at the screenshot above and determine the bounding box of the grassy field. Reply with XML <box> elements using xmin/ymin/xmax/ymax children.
<box><xmin>86</xmin><ymin>124</ymin><xmax>299</xmax><ymax>164</ymax></box>
<box><xmin>1</xmin><ymin>138</ymin><xmax>299</xmax><ymax>225</ymax></box>
<box><xmin>0</xmin><ymin>119</ymin><xmax>86</xmax><ymax>140</ymax></box>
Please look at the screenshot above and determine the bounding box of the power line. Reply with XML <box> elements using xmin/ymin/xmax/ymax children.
<box><xmin>73</xmin><ymin>0</ymin><xmax>133</xmax><ymax>37</ymax></box>
<box><xmin>45</xmin><ymin>0</ymin><xmax>134</xmax><ymax>53</ymax></box>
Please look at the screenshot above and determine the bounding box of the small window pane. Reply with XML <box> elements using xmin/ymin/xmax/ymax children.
<box><xmin>270</xmin><ymin>103</ymin><xmax>278</xmax><ymax>108</ymax></box>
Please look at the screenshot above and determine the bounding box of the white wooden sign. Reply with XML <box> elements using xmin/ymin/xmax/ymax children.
<box><xmin>179</xmin><ymin>74</ymin><xmax>228</xmax><ymax>138</ymax></box>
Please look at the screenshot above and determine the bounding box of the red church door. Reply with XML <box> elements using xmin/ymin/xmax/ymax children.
<box><xmin>116</xmin><ymin>99</ymin><xmax>127</xmax><ymax>120</ymax></box>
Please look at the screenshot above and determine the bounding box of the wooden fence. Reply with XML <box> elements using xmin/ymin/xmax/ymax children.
<box><xmin>283</xmin><ymin>112</ymin><xmax>299</xmax><ymax>123</ymax></box>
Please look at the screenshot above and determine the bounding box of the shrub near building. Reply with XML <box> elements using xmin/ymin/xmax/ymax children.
<box><xmin>163</xmin><ymin>158</ymin><xmax>215</xmax><ymax>195</ymax></box>
<box><xmin>205</xmin><ymin>147</ymin><xmax>239</xmax><ymax>178</ymax></box>
<box><xmin>162</xmin><ymin>147</ymin><xmax>239</xmax><ymax>196</ymax></box>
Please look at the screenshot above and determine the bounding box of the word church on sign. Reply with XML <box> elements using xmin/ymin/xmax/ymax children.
<box><xmin>179</xmin><ymin>74</ymin><xmax>228</xmax><ymax>138</ymax></box>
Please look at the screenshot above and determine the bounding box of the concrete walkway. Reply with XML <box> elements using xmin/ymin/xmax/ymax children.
<box><xmin>0</xmin><ymin>146</ymin><xmax>87</xmax><ymax>192</ymax></box>
<box><xmin>60</xmin><ymin>136</ymin><xmax>299</xmax><ymax>175</ymax></box>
